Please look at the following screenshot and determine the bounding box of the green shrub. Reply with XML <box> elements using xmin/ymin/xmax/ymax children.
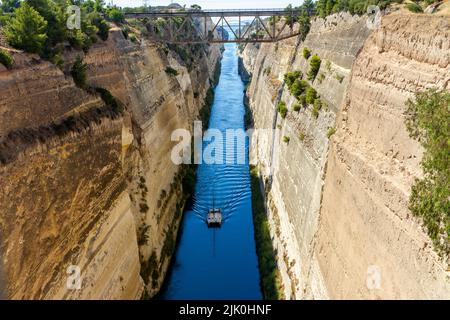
<box><xmin>199</xmin><ymin>88</ymin><xmax>215</xmax><ymax>126</ymax></box>
<box><xmin>284</xmin><ymin>71</ymin><xmax>302</xmax><ymax>88</ymax></box>
<box><xmin>305</xmin><ymin>87</ymin><xmax>318</xmax><ymax>105</ymax></box>
<box><xmin>161</xmin><ymin>227</ymin><xmax>176</xmax><ymax>259</ymax></box>
<box><xmin>317</xmin><ymin>0</ymin><xmax>399</xmax><ymax>17</ymax></box>
<box><xmin>1</xmin><ymin>0</ymin><xmax>20</xmax><ymax>13</ymax></box>
<box><xmin>68</xmin><ymin>29</ymin><xmax>90</xmax><ymax>50</ymax></box>
<box><xmin>4</xmin><ymin>2</ymin><xmax>48</xmax><ymax>54</ymax></box>
<box><xmin>298</xmin><ymin>13</ymin><xmax>311</xmax><ymax>41</ymax></box>
<box><xmin>406</xmin><ymin>2</ymin><xmax>423</xmax><ymax>13</ymax></box>
<box><xmin>307</xmin><ymin>55</ymin><xmax>321</xmax><ymax>81</ymax></box>
<box><xmin>290</xmin><ymin>79</ymin><xmax>309</xmax><ymax>99</ymax></box>
<box><xmin>4</xmin><ymin>0</ymin><xmax>110</xmax><ymax>60</ymax></box>
<box><xmin>165</xmin><ymin>66</ymin><xmax>179</xmax><ymax>76</ymax></box>
<box><xmin>129</xmin><ymin>34</ymin><xmax>137</xmax><ymax>43</ymax></box>
<box><xmin>0</xmin><ymin>49</ymin><xmax>14</xmax><ymax>69</ymax></box>
<box><xmin>107</xmin><ymin>7</ymin><xmax>124</xmax><ymax>23</ymax></box>
<box><xmin>293</xmin><ymin>103</ymin><xmax>301</xmax><ymax>112</ymax></box>
<box><xmin>327</xmin><ymin>127</ymin><xmax>336</xmax><ymax>138</ymax></box>
<box><xmin>298</xmin><ymin>94</ymin><xmax>307</xmax><ymax>106</ymax></box>
<box><xmin>95</xmin><ymin>87</ymin><xmax>124</xmax><ymax>113</ymax></box>
<box><xmin>140</xmin><ymin>251</ymin><xmax>158</xmax><ymax>287</ymax></box>
<box><xmin>303</xmin><ymin>47</ymin><xmax>311</xmax><ymax>59</ymax></box>
<box><xmin>138</xmin><ymin>224</ymin><xmax>150</xmax><ymax>246</ymax></box>
<box><xmin>283</xmin><ymin>136</ymin><xmax>290</xmax><ymax>143</ymax></box>
<box><xmin>313</xmin><ymin>98</ymin><xmax>322</xmax><ymax>111</ymax></box>
<box><xmin>139</xmin><ymin>203</ymin><xmax>149</xmax><ymax>213</ymax></box>
<box><xmin>277</xmin><ymin>101</ymin><xmax>287</xmax><ymax>119</ymax></box>
<box><xmin>317</xmin><ymin>72</ymin><xmax>325</xmax><ymax>84</ymax></box>
<box><xmin>0</xmin><ymin>13</ymin><xmax>11</xmax><ymax>27</ymax></box>
<box><xmin>151</xmin><ymin>269</ymin><xmax>159</xmax><ymax>288</ymax></box>
<box><xmin>121</xmin><ymin>25</ymin><xmax>130</xmax><ymax>39</ymax></box>
<box><xmin>335</xmin><ymin>73</ymin><xmax>344</xmax><ymax>83</ymax></box>
<box><xmin>404</xmin><ymin>89</ymin><xmax>450</xmax><ymax>255</ymax></box>
<box><xmin>51</xmin><ymin>52</ymin><xmax>63</xmax><ymax>68</ymax></box>
<box><xmin>71</xmin><ymin>56</ymin><xmax>87</xmax><ymax>88</ymax></box>
<box><xmin>91</xmin><ymin>13</ymin><xmax>110</xmax><ymax>41</ymax></box>
<box><xmin>299</xmin><ymin>132</ymin><xmax>306</xmax><ymax>141</ymax></box>
<box><xmin>250</xmin><ymin>166</ymin><xmax>284</xmax><ymax>299</ymax></box>
<box><xmin>311</xmin><ymin>106</ymin><xmax>319</xmax><ymax>119</ymax></box>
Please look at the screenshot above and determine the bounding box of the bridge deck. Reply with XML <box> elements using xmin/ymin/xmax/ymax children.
<box><xmin>124</xmin><ymin>8</ymin><xmax>302</xmax><ymax>18</ymax></box>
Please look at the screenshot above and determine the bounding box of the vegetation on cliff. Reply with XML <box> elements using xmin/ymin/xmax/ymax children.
<box><xmin>277</xmin><ymin>101</ymin><xmax>288</xmax><ymax>119</ymax></box>
<box><xmin>406</xmin><ymin>2</ymin><xmax>424</xmax><ymax>12</ymax></box>
<box><xmin>0</xmin><ymin>48</ymin><xmax>14</xmax><ymax>68</ymax></box>
<box><xmin>284</xmin><ymin>69</ymin><xmax>326</xmax><ymax>119</ymax></box>
<box><xmin>316</xmin><ymin>0</ymin><xmax>398</xmax><ymax>16</ymax></box>
<box><xmin>1</xmin><ymin>0</ymin><xmax>110</xmax><ymax>61</ymax></box>
<box><xmin>70</xmin><ymin>55</ymin><xmax>87</xmax><ymax>88</ymax></box>
<box><xmin>3</xmin><ymin>2</ymin><xmax>48</xmax><ymax>54</ymax></box>
<box><xmin>303</xmin><ymin>47</ymin><xmax>311</xmax><ymax>59</ymax></box>
<box><xmin>307</xmin><ymin>55</ymin><xmax>321</xmax><ymax>81</ymax></box>
<box><xmin>250</xmin><ymin>166</ymin><xmax>284</xmax><ymax>300</ymax></box>
<box><xmin>404</xmin><ymin>89</ymin><xmax>450</xmax><ymax>256</ymax></box>
<box><xmin>165</xmin><ymin>66</ymin><xmax>179</xmax><ymax>76</ymax></box>
<box><xmin>284</xmin><ymin>71</ymin><xmax>303</xmax><ymax>89</ymax></box>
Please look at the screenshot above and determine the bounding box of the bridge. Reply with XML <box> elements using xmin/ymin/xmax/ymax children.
<box><xmin>124</xmin><ymin>8</ymin><xmax>303</xmax><ymax>44</ymax></box>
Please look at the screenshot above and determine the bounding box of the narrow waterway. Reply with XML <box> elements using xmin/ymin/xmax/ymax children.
<box><xmin>160</xmin><ymin>43</ymin><xmax>262</xmax><ymax>299</ymax></box>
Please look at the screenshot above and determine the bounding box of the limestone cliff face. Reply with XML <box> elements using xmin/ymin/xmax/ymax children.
<box><xmin>242</xmin><ymin>12</ymin><xmax>450</xmax><ymax>299</ymax></box>
<box><xmin>317</xmin><ymin>14</ymin><xmax>450</xmax><ymax>299</ymax></box>
<box><xmin>0</xmin><ymin>26</ymin><xmax>221</xmax><ymax>299</ymax></box>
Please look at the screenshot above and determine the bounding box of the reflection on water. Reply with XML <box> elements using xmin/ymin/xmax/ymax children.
<box><xmin>160</xmin><ymin>43</ymin><xmax>262</xmax><ymax>300</ymax></box>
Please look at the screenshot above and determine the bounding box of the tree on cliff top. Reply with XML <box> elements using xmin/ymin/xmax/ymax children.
<box><xmin>4</xmin><ymin>2</ymin><xmax>48</xmax><ymax>54</ymax></box>
<box><xmin>107</xmin><ymin>6</ymin><xmax>124</xmax><ymax>23</ymax></box>
<box><xmin>1</xmin><ymin>0</ymin><xmax>20</xmax><ymax>13</ymax></box>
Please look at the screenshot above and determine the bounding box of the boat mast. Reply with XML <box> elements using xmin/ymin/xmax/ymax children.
<box><xmin>212</xmin><ymin>179</ymin><xmax>215</xmax><ymax>209</ymax></box>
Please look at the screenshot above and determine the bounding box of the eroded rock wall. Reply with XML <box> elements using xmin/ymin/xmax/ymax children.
<box><xmin>0</xmin><ymin>25</ymin><xmax>221</xmax><ymax>299</ymax></box>
<box><xmin>242</xmin><ymin>13</ymin><xmax>371</xmax><ymax>299</ymax></box>
<box><xmin>317</xmin><ymin>13</ymin><xmax>450</xmax><ymax>299</ymax></box>
<box><xmin>242</xmin><ymin>12</ymin><xmax>450</xmax><ymax>299</ymax></box>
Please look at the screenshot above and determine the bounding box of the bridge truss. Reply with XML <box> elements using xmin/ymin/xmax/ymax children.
<box><xmin>124</xmin><ymin>8</ymin><xmax>302</xmax><ymax>44</ymax></box>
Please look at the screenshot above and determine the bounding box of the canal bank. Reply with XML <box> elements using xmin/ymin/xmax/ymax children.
<box><xmin>160</xmin><ymin>43</ymin><xmax>262</xmax><ymax>300</ymax></box>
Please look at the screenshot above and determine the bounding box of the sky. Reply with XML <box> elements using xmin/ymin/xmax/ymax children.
<box><xmin>111</xmin><ymin>0</ymin><xmax>300</xmax><ymax>9</ymax></box>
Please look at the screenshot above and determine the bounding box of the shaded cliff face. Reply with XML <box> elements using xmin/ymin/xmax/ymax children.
<box><xmin>242</xmin><ymin>12</ymin><xmax>450</xmax><ymax>299</ymax></box>
<box><xmin>0</xmin><ymin>25</ymin><xmax>221</xmax><ymax>299</ymax></box>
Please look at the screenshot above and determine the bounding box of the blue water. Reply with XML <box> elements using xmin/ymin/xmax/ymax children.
<box><xmin>160</xmin><ymin>43</ymin><xmax>262</xmax><ymax>300</ymax></box>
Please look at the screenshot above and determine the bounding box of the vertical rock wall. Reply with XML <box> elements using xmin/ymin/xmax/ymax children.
<box><xmin>0</xmin><ymin>25</ymin><xmax>221</xmax><ymax>299</ymax></box>
<box><xmin>241</xmin><ymin>12</ymin><xmax>450</xmax><ymax>299</ymax></box>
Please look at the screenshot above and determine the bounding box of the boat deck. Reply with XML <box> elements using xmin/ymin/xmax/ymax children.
<box><xmin>207</xmin><ymin>208</ymin><xmax>222</xmax><ymax>227</ymax></box>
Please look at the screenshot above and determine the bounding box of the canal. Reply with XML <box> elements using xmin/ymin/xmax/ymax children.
<box><xmin>160</xmin><ymin>43</ymin><xmax>262</xmax><ymax>299</ymax></box>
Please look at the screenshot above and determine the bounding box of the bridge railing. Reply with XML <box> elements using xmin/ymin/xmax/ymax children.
<box><xmin>124</xmin><ymin>8</ymin><xmax>302</xmax><ymax>17</ymax></box>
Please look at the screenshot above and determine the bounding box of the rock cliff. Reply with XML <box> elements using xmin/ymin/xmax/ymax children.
<box><xmin>0</xmin><ymin>25</ymin><xmax>221</xmax><ymax>299</ymax></box>
<box><xmin>241</xmin><ymin>11</ymin><xmax>450</xmax><ymax>299</ymax></box>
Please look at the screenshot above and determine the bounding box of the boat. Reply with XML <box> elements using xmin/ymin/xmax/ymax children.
<box><xmin>207</xmin><ymin>208</ymin><xmax>222</xmax><ymax>228</ymax></box>
<box><xmin>207</xmin><ymin>185</ymin><xmax>222</xmax><ymax>228</ymax></box>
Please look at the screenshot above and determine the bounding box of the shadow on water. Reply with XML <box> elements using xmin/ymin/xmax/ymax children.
<box><xmin>159</xmin><ymin>43</ymin><xmax>262</xmax><ymax>300</ymax></box>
